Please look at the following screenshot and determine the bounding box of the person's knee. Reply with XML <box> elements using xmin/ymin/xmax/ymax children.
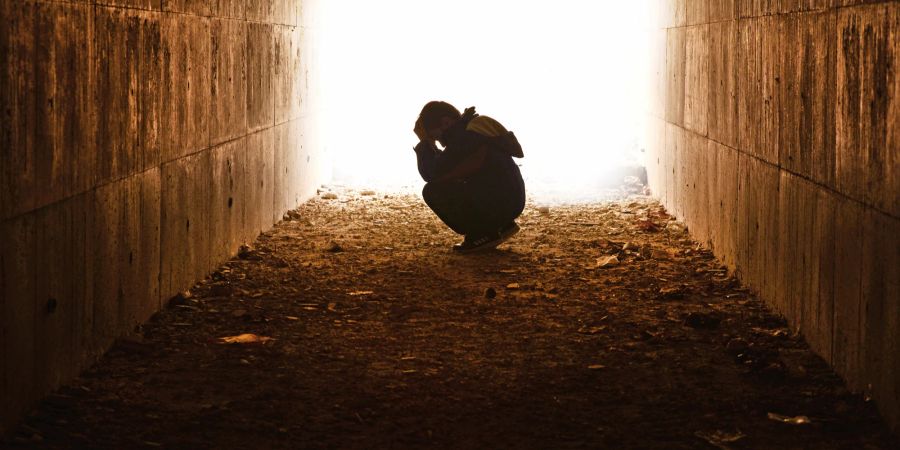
<box><xmin>422</xmin><ymin>181</ymin><xmax>453</xmax><ymax>206</ymax></box>
<box><xmin>422</xmin><ymin>182</ymin><xmax>438</xmax><ymax>206</ymax></box>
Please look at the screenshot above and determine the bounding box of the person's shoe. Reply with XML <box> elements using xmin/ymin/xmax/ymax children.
<box><xmin>452</xmin><ymin>223</ymin><xmax>520</xmax><ymax>254</ymax></box>
<box><xmin>452</xmin><ymin>232</ymin><xmax>505</xmax><ymax>254</ymax></box>
<box><xmin>498</xmin><ymin>222</ymin><xmax>520</xmax><ymax>241</ymax></box>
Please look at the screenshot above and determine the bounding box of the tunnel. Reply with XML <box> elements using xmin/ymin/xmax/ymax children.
<box><xmin>1</xmin><ymin>0</ymin><xmax>898</xmax><ymax>448</ymax></box>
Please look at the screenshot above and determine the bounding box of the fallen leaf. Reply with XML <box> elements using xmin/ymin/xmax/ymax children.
<box><xmin>506</xmin><ymin>283</ymin><xmax>521</xmax><ymax>290</ymax></box>
<box><xmin>349</xmin><ymin>291</ymin><xmax>374</xmax><ymax>296</ymax></box>
<box><xmin>587</xmin><ymin>364</ymin><xmax>606</xmax><ymax>370</ymax></box>
<box><xmin>694</xmin><ymin>430</ymin><xmax>746</xmax><ymax>449</ymax></box>
<box><xmin>218</xmin><ymin>334</ymin><xmax>274</xmax><ymax>344</ymax></box>
<box><xmin>578</xmin><ymin>326</ymin><xmax>607</xmax><ymax>335</ymax></box>
<box><xmin>597</xmin><ymin>255</ymin><xmax>620</xmax><ymax>268</ymax></box>
<box><xmin>658</xmin><ymin>286</ymin><xmax>686</xmax><ymax>300</ymax></box>
<box><xmin>767</xmin><ymin>412</ymin><xmax>812</xmax><ymax>425</ymax></box>
<box><xmin>635</xmin><ymin>219</ymin><xmax>660</xmax><ymax>232</ymax></box>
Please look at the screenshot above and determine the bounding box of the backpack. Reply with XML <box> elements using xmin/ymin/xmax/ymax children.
<box><xmin>461</xmin><ymin>107</ymin><xmax>525</xmax><ymax>159</ymax></box>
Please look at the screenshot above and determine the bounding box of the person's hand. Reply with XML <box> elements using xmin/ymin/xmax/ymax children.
<box><xmin>414</xmin><ymin>118</ymin><xmax>429</xmax><ymax>142</ymax></box>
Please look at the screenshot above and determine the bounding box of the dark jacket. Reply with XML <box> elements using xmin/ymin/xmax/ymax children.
<box><xmin>414</xmin><ymin>109</ymin><xmax>525</xmax><ymax>199</ymax></box>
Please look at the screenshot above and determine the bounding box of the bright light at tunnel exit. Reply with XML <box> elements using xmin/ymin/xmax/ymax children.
<box><xmin>318</xmin><ymin>1</ymin><xmax>653</xmax><ymax>201</ymax></box>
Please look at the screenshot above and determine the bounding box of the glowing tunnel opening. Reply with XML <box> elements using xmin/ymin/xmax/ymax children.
<box><xmin>317</xmin><ymin>0</ymin><xmax>652</xmax><ymax>202</ymax></box>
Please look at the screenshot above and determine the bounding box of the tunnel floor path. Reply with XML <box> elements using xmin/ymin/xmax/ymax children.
<box><xmin>5</xmin><ymin>187</ymin><xmax>897</xmax><ymax>449</ymax></box>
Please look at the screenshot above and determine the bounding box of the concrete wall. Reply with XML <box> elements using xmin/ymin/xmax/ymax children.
<box><xmin>647</xmin><ymin>0</ymin><xmax>899</xmax><ymax>430</ymax></box>
<box><xmin>0</xmin><ymin>0</ymin><xmax>328</xmax><ymax>432</ymax></box>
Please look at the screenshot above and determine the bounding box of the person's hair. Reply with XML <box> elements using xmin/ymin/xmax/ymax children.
<box><xmin>418</xmin><ymin>101</ymin><xmax>461</xmax><ymax>130</ymax></box>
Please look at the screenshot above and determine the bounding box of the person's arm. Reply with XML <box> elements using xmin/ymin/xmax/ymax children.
<box><xmin>414</xmin><ymin>140</ymin><xmax>440</xmax><ymax>182</ymax></box>
<box><xmin>412</xmin><ymin>118</ymin><xmax>440</xmax><ymax>182</ymax></box>
<box><xmin>411</xmin><ymin>118</ymin><xmax>489</xmax><ymax>182</ymax></box>
<box><xmin>429</xmin><ymin>129</ymin><xmax>492</xmax><ymax>181</ymax></box>
<box><xmin>414</xmin><ymin>140</ymin><xmax>485</xmax><ymax>183</ymax></box>
<box><xmin>432</xmin><ymin>145</ymin><xmax>489</xmax><ymax>182</ymax></box>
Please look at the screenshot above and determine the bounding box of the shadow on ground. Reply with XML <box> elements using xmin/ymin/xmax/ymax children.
<box><xmin>4</xmin><ymin>187</ymin><xmax>897</xmax><ymax>449</ymax></box>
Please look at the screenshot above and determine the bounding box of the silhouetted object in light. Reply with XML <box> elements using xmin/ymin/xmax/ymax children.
<box><xmin>413</xmin><ymin>101</ymin><xmax>526</xmax><ymax>253</ymax></box>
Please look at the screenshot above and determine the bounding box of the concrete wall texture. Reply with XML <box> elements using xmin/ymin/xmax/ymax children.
<box><xmin>648</xmin><ymin>0</ymin><xmax>899</xmax><ymax>430</ymax></box>
<box><xmin>0</xmin><ymin>0</ymin><xmax>328</xmax><ymax>432</ymax></box>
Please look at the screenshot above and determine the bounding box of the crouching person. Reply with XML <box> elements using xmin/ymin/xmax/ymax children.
<box><xmin>412</xmin><ymin>101</ymin><xmax>526</xmax><ymax>253</ymax></box>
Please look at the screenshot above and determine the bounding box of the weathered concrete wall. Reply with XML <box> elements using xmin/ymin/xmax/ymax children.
<box><xmin>0</xmin><ymin>0</ymin><xmax>327</xmax><ymax>432</ymax></box>
<box><xmin>648</xmin><ymin>0</ymin><xmax>899</xmax><ymax>431</ymax></box>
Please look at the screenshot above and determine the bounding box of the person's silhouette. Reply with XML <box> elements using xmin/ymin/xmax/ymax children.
<box><xmin>413</xmin><ymin>101</ymin><xmax>526</xmax><ymax>253</ymax></box>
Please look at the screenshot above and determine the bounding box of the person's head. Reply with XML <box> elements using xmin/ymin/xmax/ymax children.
<box><xmin>418</xmin><ymin>101</ymin><xmax>461</xmax><ymax>141</ymax></box>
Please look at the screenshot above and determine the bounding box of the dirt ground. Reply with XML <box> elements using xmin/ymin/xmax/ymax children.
<box><xmin>4</xmin><ymin>186</ymin><xmax>897</xmax><ymax>449</ymax></box>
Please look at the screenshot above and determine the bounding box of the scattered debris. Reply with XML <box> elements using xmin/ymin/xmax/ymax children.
<box><xmin>238</xmin><ymin>245</ymin><xmax>261</xmax><ymax>260</ymax></box>
<box><xmin>577</xmin><ymin>326</ymin><xmax>606</xmax><ymax>335</ymax></box>
<box><xmin>725</xmin><ymin>338</ymin><xmax>750</xmax><ymax>354</ymax></box>
<box><xmin>639</xmin><ymin>244</ymin><xmax>653</xmax><ymax>259</ymax></box>
<box><xmin>218</xmin><ymin>334</ymin><xmax>274</xmax><ymax>344</ymax></box>
<box><xmin>596</xmin><ymin>255</ymin><xmax>620</xmax><ymax>268</ymax></box>
<box><xmin>326</xmin><ymin>241</ymin><xmax>344</xmax><ymax>253</ymax></box>
<box><xmin>537</xmin><ymin>206</ymin><xmax>551</xmax><ymax>214</ymax></box>
<box><xmin>767</xmin><ymin>412</ymin><xmax>812</xmax><ymax>425</ymax></box>
<box><xmin>684</xmin><ymin>312</ymin><xmax>722</xmax><ymax>329</ymax></box>
<box><xmin>622</xmin><ymin>176</ymin><xmax>643</xmax><ymax>195</ymax></box>
<box><xmin>694</xmin><ymin>430</ymin><xmax>746</xmax><ymax>449</ymax></box>
<box><xmin>635</xmin><ymin>219</ymin><xmax>660</xmax><ymax>232</ymax></box>
<box><xmin>506</xmin><ymin>283</ymin><xmax>521</xmax><ymax>290</ymax></box>
<box><xmin>321</xmin><ymin>193</ymin><xmax>338</xmax><ymax>200</ymax></box>
<box><xmin>209</xmin><ymin>284</ymin><xmax>233</xmax><ymax>298</ymax></box>
<box><xmin>657</xmin><ymin>285</ymin><xmax>686</xmax><ymax>300</ymax></box>
<box><xmin>360</xmin><ymin>190</ymin><xmax>376</xmax><ymax>196</ymax></box>
<box><xmin>666</xmin><ymin>221</ymin><xmax>687</xmax><ymax>234</ymax></box>
<box><xmin>12</xmin><ymin>187</ymin><xmax>896</xmax><ymax>449</ymax></box>
<box><xmin>167</xmin><ymin>291</ymin><xmax>192</xmax><ymax>308</ymax></box>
